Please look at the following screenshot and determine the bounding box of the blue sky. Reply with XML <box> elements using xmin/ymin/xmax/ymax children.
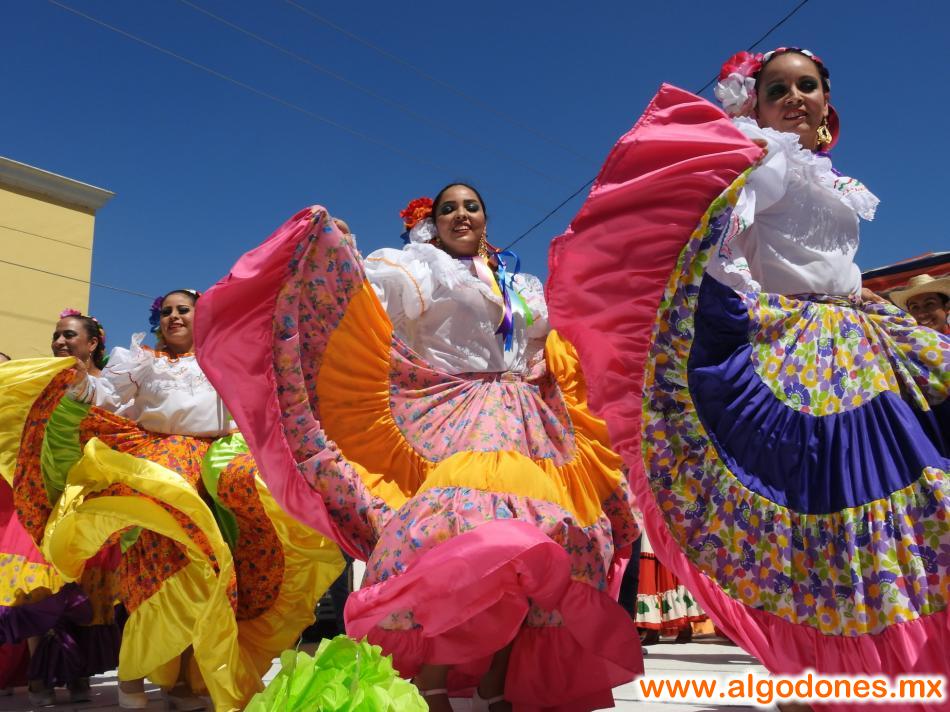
<box><xmin>4</xmin><ymin>0</ymin><xmax>948</xmax><ymax>349</ymax></box>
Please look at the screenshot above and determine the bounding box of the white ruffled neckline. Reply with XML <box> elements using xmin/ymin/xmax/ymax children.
<box><xmin>126</xmin><ymin>332</ymin><xmax>198</xmax><ymax>369</ymax></box>
<box><xmin>402</xmin><ymin>242</ymin><xmax>504</xmax><ymax>306</ymax></box>
<box><xmin>735</xmin><ymin>117</ymin><xmax>879</xmax><ymax>221</ymax></box>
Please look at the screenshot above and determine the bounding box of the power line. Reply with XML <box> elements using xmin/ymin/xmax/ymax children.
<box><xmin>501</xmin><ymin>0</ymin><xmax>812</xmax><ymax>251</ymax></box>
<box><xmin>501</xmin><ymin>179</ymin><xmax>595</xmax><ymax>252</ymax></box>
<box><xmin>0</xmin><ymin>258</ymin><xmax>153</xmax><ymax>299</ymax></box>
<box><xmin>176</xmin><ymin>0</ymin><xmax>572</xmax><ymax>185</ymax></box>
<box><xmin>47</xmin><ymin>0</ymin><xmax>555</xmax><ymax>212</ymax></box>
<box><xmin>47</xmin><ymin>0</ymin><xmax>453</xmax><ymax>174</ymax></box>
<box><xmin>284</xmin><ymin>0</ymin><xmax>595</xmax><ymax>164</ymax></box>
<box><xmin>0</xmin><ymin>223</ymin><xmax>90</xmax><ymax>250</ymax></box>
<box><xmin>694</xmin><ymin>0</ymin><xmax>812</xmax><ymax>96</ymax></box>
<box><xmin>38</xmin><ymin>0</ymin><xmax>813</xmax><ymax>293</ymax></box>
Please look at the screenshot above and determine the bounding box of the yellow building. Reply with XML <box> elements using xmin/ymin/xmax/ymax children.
<box><xmin>0</xmin><ymin>156</ymin><xmax>113</xmax><ymax>358</ymax></box>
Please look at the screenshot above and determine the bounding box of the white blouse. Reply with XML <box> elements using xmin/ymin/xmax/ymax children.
<box><xmin>364</xmin><ymin>242</ymin><xmax>550</xmax><ymax>375</ymax></box>
<box><xmin>707</xmin><ymin>117</ymin><xmax>879</xmax><ymax>297</ymax></box>
<box><xmin>78</xmin><ymin>333</ymin><xmax>233</xmax><ymax>438</ymax></box>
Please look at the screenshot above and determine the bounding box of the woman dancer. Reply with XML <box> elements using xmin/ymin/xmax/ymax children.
<box><xmin>0</xmin><ymin>292</ymin><xmax>343</xmax><ymax>711</ymax></box>
<box><xmin>196</xmin><ymin>187</ymin><xmax>643</xmax><ymax>711</ymax></box>
<box><xmin>547</xmin><ymin>47</ymin><xmax>949</xmax><ymax>707</ymax></box>
<box><xmin>0</xmin><ymin>310</ymin><xmax>120</xmax><ymax>706</ymax></box>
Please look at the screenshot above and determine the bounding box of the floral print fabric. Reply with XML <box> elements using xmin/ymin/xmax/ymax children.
<box><xmin>643</xmin><ymin>177</ymin><xmax>950</xmax><ymax>636</ymax></box>
<box><xmin>751</xmin><ymin>293</ymin><xmax>949</xmax><ymax>415</ymax></box>
<box><xmin>268</xmin><ymin>210</ymin><xmax>639</xmax><ymax>624</ymax></box>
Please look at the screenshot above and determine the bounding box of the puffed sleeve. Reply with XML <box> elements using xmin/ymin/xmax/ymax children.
<box><xmin>75</xmin><ymin>333</ymin><xmax>152</xmax><ymax>411</ymax></box>
<box><xmin>364</xmin><ymin>247</ymin><xmax>436</xmax><ymax>329</ymax></box>
<box><xmin>732</xmin><ymin>118</ymin><xmax>795</xmax><ymax>214</ymax></box>
<box><xmin>705</xmin><ymin>118</ymin><xmax>796</xmax><ymax>293</ymax></box>
<box><xmin>513</xmin><ymin>273</ymin><xmax>550</xmax><ymax>340</ymax></box>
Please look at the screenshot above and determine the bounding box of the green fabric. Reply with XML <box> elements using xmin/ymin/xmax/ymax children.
<box><xmin>120</xmin><ymin>526</ymin><xmax>142</xmax><ymax>553</ymax></box>
<box><xmin>245</xmin><ymin>636</ymin><xmax>426</xmax><ymax>712</ymax></box>
<box><xmin>512</xmin><ymin>287</ymin><xmax>535</xmax><ymax>327</ymax></box>
<box><xmin>39</xmin><ymin>397</ymin><xmax>91</xmax><ymax>502</ymax></box>
<box><xmin>200</xmin><ymin>433</ymin><xmax>249</xmax><ymax>552</ymax></box>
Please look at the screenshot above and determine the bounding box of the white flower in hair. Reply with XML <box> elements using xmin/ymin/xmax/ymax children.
<box><xmin>409</xmin><ymin>216</ymin><xmax>438</xmax><ymax>244</ymax></box>
<box><xmin>715</xmin><ymin>72</ymin><xmax>757</xmax><ymax>118</ymax></box>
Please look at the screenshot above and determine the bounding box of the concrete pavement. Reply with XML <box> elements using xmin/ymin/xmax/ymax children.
<box><xmin>0</xmin><ymin>637</ymin><xmax>765</xmax><ymax>711</ymax></box>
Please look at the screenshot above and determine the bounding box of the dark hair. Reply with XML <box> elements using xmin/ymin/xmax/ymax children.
<box><xmin>163</xmin><ymin>289</ymin><xmax>200</xmax><ymax>306</ymax></box>
<box><xmin>59</xmin><ymin>314</ymin><xmax>108</xmax><ymax>370</ymax></box>
<box><xmin>431</xmin><ymin>183</ymin><xmax>488</xmax><ymax>222</ymax></box>
<box><xmin>153</xmin><ymin>289</ymin><xmax>200</xmax><ymax>350</ymax></box>
<box><xmin>755</xmin><ymin>49</ymin><xmax>830</xmax><ymax>93</ymax></box>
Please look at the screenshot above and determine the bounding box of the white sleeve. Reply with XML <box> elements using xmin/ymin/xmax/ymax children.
<box><xmin>513</xmin><ymin>273</ymin><xmax>550</xmax><ymax>340</ymax></box>
<box><xmin>705</xmin><ymin>194</ymin><xmax>762</xmax><ymax>293</ymax></box>
<box><xmin>364</xmin><ymin>247</ymin><xmax>435</xmax><ymax>327</ymax></box>
<box><xmin>706</xmin><ymin>119</ymin><xmax>795</xmax><ymax>293</ymax></box>
<box><xmin>83</xmin><ymin>334</ymin><xmax>151</xmax><ymax>411</ymax></box>
<box><xmin>732</xmin><ymin>118</ymin><xmax>793</xmax><ymax>215</ymax></box>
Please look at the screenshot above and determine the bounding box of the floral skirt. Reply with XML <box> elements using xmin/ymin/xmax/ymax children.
<box><xmin>0</xmin><ymin>358</ymin><xmax>344</xmax><ymax>711</ymax></box>
<box><xmin>547</xmin><ymin>83</ymin><xmax>950</xmax><ymax>709</ymax></box>
<box><xmin>195</xmin><ymin>208</ymin><xmax>643</xmax><ymax>711</ymax></box>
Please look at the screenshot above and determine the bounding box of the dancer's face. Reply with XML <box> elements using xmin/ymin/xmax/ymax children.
<box><xmin>906</xmin><ymin>292</ymin><xmax>948</xmax><ymax>331</ymax></box>
<box><xmin>160</xmin><ymin>293</ymin><xmax>196</xmax><ymax>354</ymax></box>
<box><xmin>433</xmin><ymin>185</ymin><xmax>486</xmax><ymax>258</ymax></box>
<box><xmin>756</xmin><ymin>53</ymin><xmax>829</xmax><ymax>151</ymax></box>
<box><xmin>52</xmin><ymin>317</ymin><xmax>98</xmax><ymax>364</ymax></box>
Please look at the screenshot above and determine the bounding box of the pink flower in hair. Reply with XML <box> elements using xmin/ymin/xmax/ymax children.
<box><xmin>715</xmin><ymin>51</ymin><xmax>764</xmax><ymax>118</ymax></box>
<box><xmin>59</xmin><ymin>308</ymin><xmax>82</xmax><ymax>318</ymax></box>
<box><xmin>718</xmin><ymin>51</ymin><xmax>764</xmax><ymax>81</ymax></box>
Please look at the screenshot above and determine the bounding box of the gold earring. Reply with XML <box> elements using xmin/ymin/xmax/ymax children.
<box><xmin>817</xmin><ymin>118</ymin><xmax>832</xmax><ymax>147</ymax></box>
<box><xmin>478</xmin><ymin>232</ymin><xmax>489</xmax><ymax>259</ymax></box>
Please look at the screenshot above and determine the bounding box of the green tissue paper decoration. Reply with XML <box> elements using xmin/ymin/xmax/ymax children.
<box><xmin>245</xmin><ymin>635</ymin><xmax>427</xmax><ymax>712</ymax></box>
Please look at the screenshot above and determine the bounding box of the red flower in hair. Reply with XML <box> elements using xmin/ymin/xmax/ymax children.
<box><xmin>400</xmin><ymin>197</ymin><xmax>433</xmax><ymax>231</ymax></box>
<box><xmin>719</xmin><ymin>51</ymin><xmax>763</xmax><ymax>80</ymax></box>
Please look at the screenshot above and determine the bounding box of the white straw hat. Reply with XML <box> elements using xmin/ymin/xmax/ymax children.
<box><xmin>889</xmin><ymin>273</ymin><xmax>950</xmax><ymax>310</ymax></box>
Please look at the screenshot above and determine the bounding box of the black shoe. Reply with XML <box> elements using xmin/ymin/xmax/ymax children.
<box><xmin>69</xmin><ymin>678</ymin><xmax>92</xmax><ymax>703</ymax></box>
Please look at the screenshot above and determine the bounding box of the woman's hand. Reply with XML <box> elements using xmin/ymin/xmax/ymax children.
<box><xmin>332</xmin><ymin>218</ymin><xmax>351</xmax><ymax>235</ymax></box>
<box><xmin>71</xmin><ymin>356</ymin><xmax>88</xmax><ymax>383</ymax></box>
<box><xmin>751</xmin><ymin>138</ymin><xmax>769</xmax><ymax>166</ymax></box>
<box><xmin>860</xmin><ymin>287</ymin><xmax>888</xmax><ymax>305</ymax></box>
<box><xmin>67</xmin><ymin>357</ymin><xmax>95</xmax><ymax>402</ymax></box>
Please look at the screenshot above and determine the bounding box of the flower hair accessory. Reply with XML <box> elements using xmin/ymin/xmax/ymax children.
<box><xmin>714</xmin><ymin>51</ymin><xmax>763</xmax><ymax>117</ymax></box>
<box><xmin>149</xmin><ymin>296</ymin><xmax>164</xmax><ymax>333</ymax></box>
<box><xmin>399</xmin><ymin>197</ymin><xmax>438</xmax><ymax>244</ymax></box>
<box><xmin>59</xmin><ymin>308</ymin><xmax>82</xmax><ymax>319</ymax></box>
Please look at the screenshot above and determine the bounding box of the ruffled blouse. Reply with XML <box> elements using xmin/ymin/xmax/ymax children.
<box><xmin>364</xmin><ymin>242</ymin><xmax>549</xmax><ymax>375</ymax></box>
<box><xmin>79</xmin><ymin>333</ymin><xmax>234</xmax><ymax>437</ymax></box>
<box><xmin>707</xmin><ymin>117</ymin><xmax>879</xmax><ymax>297</ymax></box>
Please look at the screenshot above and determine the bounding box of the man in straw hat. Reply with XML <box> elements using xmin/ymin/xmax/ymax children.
<box><xmin>891</xmin><ymin>273</ymin><xmax>950</xmax><ymax>334</ymax></box>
